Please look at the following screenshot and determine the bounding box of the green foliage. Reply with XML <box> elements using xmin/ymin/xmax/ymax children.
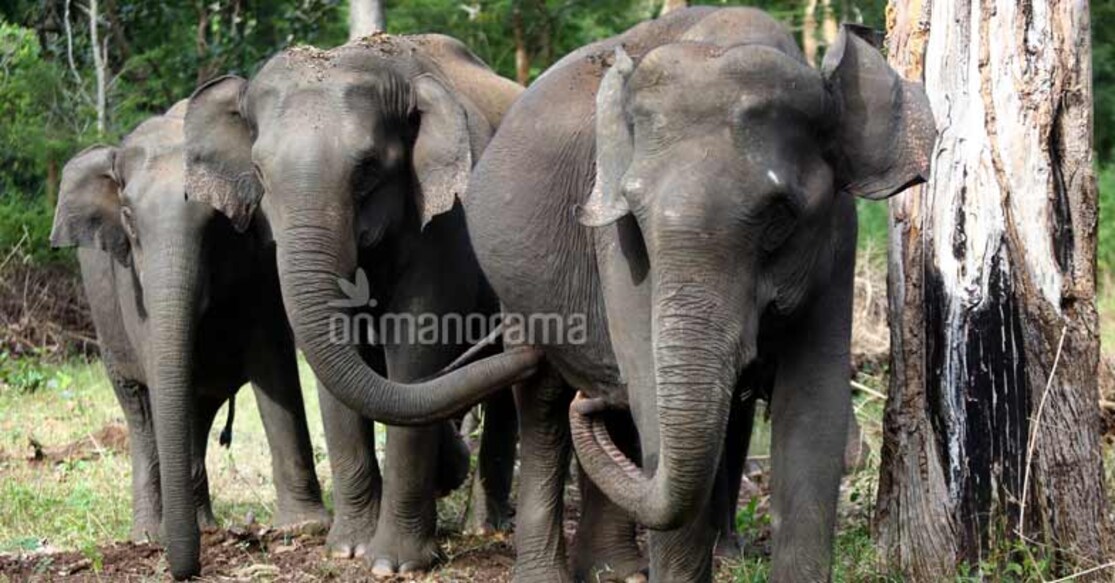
<box><xmin>0</xmin><ymin>350</ymin><xmax>72</xmax><ymax>393</ymax></box>
<box><xmin>1099</xmin><ymin>165</ymin><xmax>1115</xmax><ymax>274</ymax></box>
<box><xmin>1095</xmin><ymin>1</ymin><xmax>1115</xmax><ymax>166</ymax></box>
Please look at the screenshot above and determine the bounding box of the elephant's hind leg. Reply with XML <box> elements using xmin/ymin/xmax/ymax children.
<box><xmin>512</xmin><ymin>365</ymin><xmax>574</xmax><ymax>583</ymax></box>
<box><xmin>191</xmin><ymin>395</ymin><xmax>226</xmax><ymax>531</ymax></box>
<box><xmin>247</xmin><ymin>330</ymin><xmax>330</xmax><ymax>533</ymax></box>
<box><xmin>465</xmin><ymin>388</ymin><xmax>518</xmax><ymax>535</ymax></box>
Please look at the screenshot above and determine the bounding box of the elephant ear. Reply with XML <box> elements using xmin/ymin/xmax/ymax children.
<box><xmin>411</xmin><ymin>74</ymin><xmax>473</xmax><ymax>230</ymax></box>
<box><xmin>184</xmin><ymin>75</ymin><xmax>261</xmax><ymax>232</ymax></box>
<box><xmin>579</xmin><ymin>47</ymin><xmax>635</xmax><ymax>228</ymax></box>
<box><xmin>822</xmin><ymin>25</ymin><xmax>936</xmax><ymax>200</ymax></box>
<box><xmin>51</xmin><ymin>145</ymin><xmax>131</xmax><ymax>266</ymax></box>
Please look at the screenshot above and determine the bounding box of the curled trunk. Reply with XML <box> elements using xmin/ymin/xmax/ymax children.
<box><xmin>572</xmin><ymin>256</ymin><xmax>747</xmax><ymax>530</ymax></box>
<box><xmin>276</xmin><ymin>212</ymin><xmax>539</xmax><ymax>426</ymax></box>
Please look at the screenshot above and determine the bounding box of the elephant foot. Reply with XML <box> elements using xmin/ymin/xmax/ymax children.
<box><xmin>130</xmin><ymin>517</ymin><xmax>161</xmax><ymax>543</ymax></box>
<box><xmin>571</xmin><ymin>548</ymin><xmax>647</xmax><ymax>583</ymax></box>
<box><xmin>325</xmin><ymin>506</ymin><xmax>378</xmax><ymax>559</ymax></box>
<box><xmin>275</xmin><ymin>502</ymin><xmax>331</xmax><ymax>536</ymax></box>
<box><xmin>197</xmin><ymin>506</ymin><xmax>220</xmax><ymax>532</ymax></box>
<box><xmin>465</xmin><ymin>491</ymin><xmax>514</xmax><ymax>535</ymax></box>
<box><xmin>365</xmin><ymin>529</ymin><xmax>438</xmax><ymax>577</ymax></box>
<box><xmin>436</xmin><ymin>425</ymin><xmax>471</xmax><ymax>497</ymax></box>
<box><xmin>511</xmin><ymin>562</ymin><xmax>573</xmax><ymax>583</ymax></box>
<box><xmin>714</xmin><ymin>530</ymin><xmax>743</xmax><ymax>560</ymax></box>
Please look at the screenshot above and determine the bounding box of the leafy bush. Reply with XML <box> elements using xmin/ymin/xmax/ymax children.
<box><xmin>1099</xmin><ymin>165</ymin><xmax>1115</xmax><ymax>275</ymax></box>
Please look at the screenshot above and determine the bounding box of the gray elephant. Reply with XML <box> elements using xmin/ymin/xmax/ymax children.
<box><xmin>183</xmin><ymin>34</ymin><xmax>538</xmax><ymax>575</ymax></box>
<box><xmin>51</xmin><ymin>102</ymin><xmax>330</xmax><ymax>580</ymax></box>
<box><xmin>464</xmin><ymin>7</ymin><xmax>934</xmax><ymax>582</ymax></box>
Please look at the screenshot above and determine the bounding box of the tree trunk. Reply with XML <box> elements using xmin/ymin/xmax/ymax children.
<box><xmin>802</xmin><ymin>0</ymin><xmax>838</xmax><ymax>67</ymax></box>
<box><xmin>659</xmin><ymin>0</ymin><xmax>687</xmax><ymax>16</ymax></box>
<box><xmin>88</xmin><ymin>0</ymin><xmax>106</xmax><ymax>136</ymax></box>
<box><xmin>349</xmin><ymin>0</ymin><xmax>385</xmax><ymax>41</ymax></box>
<box><xmin>876</xmin><ymin>1</ymin><xmax>1111</xmax><ymax>580</ymax></box>
<box><xmin>512</xmin><ymin>4</ymin><xmax>530</xmax><ymax>86</ymax></box>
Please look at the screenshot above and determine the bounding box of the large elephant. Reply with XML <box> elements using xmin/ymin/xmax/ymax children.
<box><xmin>51</xmin><ymin>102</ymin><xmax>330</xmax><ymax>580</ymax></box>
<box><xmin>183</xmin><ymin>34</ymin><xmax>535</xmax><ymax>575</ymax></box>
<box><xmin>465</xmin><ymin>7</ymin><xmax>934</xmax><ymax>582</ymax></box>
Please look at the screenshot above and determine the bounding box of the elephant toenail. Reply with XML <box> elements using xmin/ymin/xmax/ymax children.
<box><xmin>330</xmin><ymin>545</ymin><xmax>354</xmax><ymax>559</ymax></box>
<box><xmin>398</xmin><ymin>561</ymin><xmax>424</xmax><ymax>574</ymax></box>
<box><xmin>625</xmin><ymin>573</ymin><xmax>648</xmax><ymax>583</ymax></box>
<box><xmin>370</xmin><ymin>558</ymin><xmax>396</xmax><ymax>577</ymax></box>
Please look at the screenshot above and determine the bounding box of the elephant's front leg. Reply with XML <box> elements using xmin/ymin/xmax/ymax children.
<box><xmin>317</xmin><ymin>357</ymin><xmax>383</xmax><ymax>558</ymax></box>
<box><xmin>367</xmin><ymin>341</ymin><xmax>470</xmax><ymax>576</ymax></box>
<box><xmin>571</xmin><ymin>410</ymin><xmax>645</xmax><ymax>583</ymax></box>
<box><xmin>768</xmin><ymin>260</ymin><xmax>854</xmax><ymax>582</ymax></box>
<box><xmin>108</xmin><ymin>375</ymin><xmax>162</xmax><ymax>542</ymax></box>
<box><xmin>247</xmin><ymin>327</ymin><xmax>329</xmax><ymax>532</ymax></box>
<box><xmin>512</xmin><ymin>365</ymin><xmax>574</xmax><ymax>582</ymax></box>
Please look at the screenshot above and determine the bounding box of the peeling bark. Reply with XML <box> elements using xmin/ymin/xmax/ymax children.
<box><xmin>876</xmin><ymin>0</ymin><xmax>1110</xmax><ymax>580</ymax></box>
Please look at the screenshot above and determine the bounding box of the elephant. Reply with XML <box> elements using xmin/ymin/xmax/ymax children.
<box><xmin>183</xmin><ymin>33</ymin><xmax>538</xmax><ymax>575</ymax></box>
<box><xmin>464</xmin><ymin>7</ymin><xmax>934</xmax><ymax>582</ymax></box>
<box><xmin>51</xmin><ymin>101</ymin><xmax>331</xmax><ymax>579</ymax></box>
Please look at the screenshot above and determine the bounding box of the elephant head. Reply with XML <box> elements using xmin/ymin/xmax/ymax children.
<box><xmin>184</xmin><ymin>36</ymin><xmax>537</xmax><ymax>426</ymax></box>
<box><xmin>571</xmin><ymin>27</ymin><xmax>934</xmax><ymax>530</ymax></box>
<box><xmin>52</xmin><ymin>101</ymin><xmax>220</xmax><ymax>579</ymax></box>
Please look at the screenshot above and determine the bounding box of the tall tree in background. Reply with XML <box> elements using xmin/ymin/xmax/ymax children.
<box><xmin>349</xmin><ymin>0</ymin><xmax>385</xmax><ymax>40</ymax></box>
<box><xmin>876</xmin><ymin>0</ymin><xmax>1111</xmax><ymax>579</ymax></box>
<box><xmin>660</xmin><ymin>0</ymin><xmax>687</xmax><ymax>16</ymax></box>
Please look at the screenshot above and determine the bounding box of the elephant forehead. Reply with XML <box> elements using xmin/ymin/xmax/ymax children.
<box><xmin>630</xmin><ymin>43</ymin><xmax>827</xmax><ymax>124</ymax></box>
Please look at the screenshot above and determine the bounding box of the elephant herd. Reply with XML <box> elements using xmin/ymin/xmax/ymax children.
<box><xmin>50</xmin><ymin>7</ymin><xmax>933</xmax><ymax>582</ymax></box>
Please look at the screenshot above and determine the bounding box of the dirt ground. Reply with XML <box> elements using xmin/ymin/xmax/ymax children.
<box><xmin>0</xmin><ymin>527</ymin><xmax>519</xmax><ymax>582</ymax></box>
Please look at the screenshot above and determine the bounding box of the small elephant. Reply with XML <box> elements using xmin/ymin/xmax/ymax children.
<box><xmin>465</xmin><ymin>7</ymin><xmax>934</xmax><ymax>583</ymax></box>
<box><xmin>52</xmin><ymin>102</ymin><xmax>330</xmax><ymax>580</ymax></box>
<box><xmin>184</xmin><ymin>34</ymin><xmax>536</xmax><ymax>575</ymax></box>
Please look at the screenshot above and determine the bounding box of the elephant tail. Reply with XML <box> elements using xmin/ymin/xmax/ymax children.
<box><xmin>218</xmin><ymin>397</ymin><xmax>235</xmax><ymax>448</ymax></box>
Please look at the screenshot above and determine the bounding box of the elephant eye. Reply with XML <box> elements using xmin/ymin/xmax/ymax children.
<box><xmin>352</xmin><ymin>159</ymin><xmax>382</xmax><ymax>202</ymax></box>
<box><xmin>761</xmin><ymin>199</ymin><xmax>797</xmax><ymax>253</ymax></box>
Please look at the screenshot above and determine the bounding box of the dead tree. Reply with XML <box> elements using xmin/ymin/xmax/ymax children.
<box><xmin>876</xmin><ymin>0</ymin><xmax>1111</xmax><ymax>579</ymax></box>
<box><xmin>349</xmin><ymin>0</ymin><xmax>385</xmax><ymax>41</ymax></box>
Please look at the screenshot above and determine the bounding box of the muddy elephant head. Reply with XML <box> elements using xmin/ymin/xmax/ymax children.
<box><xmin>52</xmin><ymin>101</ymin><xmax>223</xmax><ymax>579</ymax></box>
<box><xmin>184</xmin><ymin>36</ymin><xmax>537</xmax><ymax>427</ymax></box>
<box><xmin>571</xmin><ymin>27</ymin><xmax>935</xmax><ymax>530</ymax></box>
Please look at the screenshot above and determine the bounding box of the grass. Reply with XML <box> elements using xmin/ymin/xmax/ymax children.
<box><xmin>0</xmin><ymin>356</ymin><xmax>341</xmax><ymax>552</ymax></box>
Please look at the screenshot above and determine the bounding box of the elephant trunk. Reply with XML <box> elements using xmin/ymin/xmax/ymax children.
<box><xmin>146</xmin><ymin>228</ymin><xmax>205</xmax><ymax>580</ymax></box>
<box><xmin>275</xmin><ymin>202</ymin><xmax>539</xmax><ymax>426</ymax></box>
<box><xmin>572</xmin><ymin>240</ymin><xmax>751</xmax><ymax>531</ymax></box>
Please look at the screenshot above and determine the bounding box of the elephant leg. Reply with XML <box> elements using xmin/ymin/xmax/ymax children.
<box><xmin>367</xmin><ymin>423</ymin><xmax>442</xmax><ymax>575</ymax></box>
<box><xmin>368</xmin><ymin>338</ymin><xmax>467</xmax><ymax>576</ymax></box>
<box><xmin>191</xmin><ymin>395</ymin><xmax>224</xmax><ymax>531</ymax></box>
<box><xmin>466</xmin><ymin>388</ymin><xmax>518</xmax><ymax>534</ymax></box>
<box><xmin>317</xmin><ymin>348</ymin><xmax>383</xmax><ymax>558</ymax></box>
<box><xmin>109</xmin><ymin>374</ymin><xmax>162</xmax><ymax>542</ymax></box>
<box><xmin>247</xmin><ymin>329</ymin><xmax>329</xmax><ymax>531</ymax></box>
<box><xmin>768</xmin><ymin>376</ymin><xmax>848</xmax><ymax>582</ymax></box>
<box><xmin>512</xmin><ymin>366</ymin><xmax>573</xmax><ymax>583</ymax></box>
<box><xmin>571</xmin><ymin>410</ymin><xmax>645</xmax><ymax>583</ymax></box>
<box><xmin>713</xmin><ymin>395</ymin><xmax>756</xmax><ymax>559</ymax></box>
